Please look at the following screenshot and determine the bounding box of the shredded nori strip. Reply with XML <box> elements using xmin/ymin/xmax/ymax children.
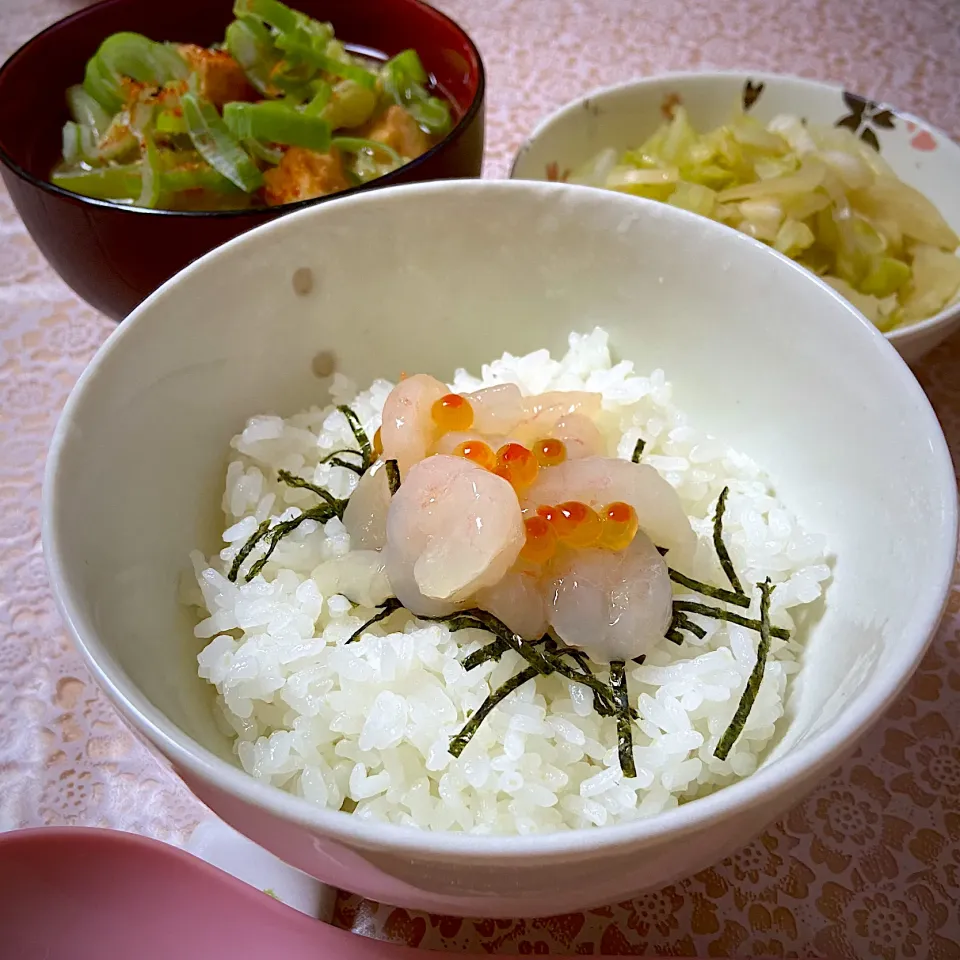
<box><xmin>548</xmin><ymin>659</ymin><xmax>622</xmax><ymax>718</ymax></box>
<box><xmin>337</xmin><ymin>405</ymin><xmax>373</xmax><ymax>472</ymax></box>
<box><xmin>462</xmin><ymin>634</ymin><xmax>555</xmax><ymax>671</ymax></box>
<box><xmin>448</xmin><ymin>609</ymin><xmax>624</xmax><ymax>716</ymax></box>
<box><xmin>277</xmin><ymin>469</ymin><xmax>343</xmax><ymax>511</ymax></box>
<box><xmin>385</xmin><ymin>459</ymin><xmax>401</xmax><ymax>495</ymax></box>
<box><xmin>665</xmin><ymin>628</ymin><xmax>685</xmax><ymax>645</ymax></box>
<box><xmin>423</xmin><ymin>609</ymin><xmax>555</xmax><ymax>676</ymax></box>
<box><xmin>246</xmin><ymin>505</ymin><xmax>339</xmax><ymax>580</ymax></box>
<box><xmin>713</xmin><ymin>486</ymin><xmax>745</xmax><ymax>595</ymax></box>
<box><xmin>427</xmin><ymin>609</ymin><xmax>623</xmax><ymax>718</ymax></box>
<box><xmin>670</xmin><ymin>611</ymin><xmax>707</xmax><ymax>640</ymax></box>
<box><xmin>631</xmin><ymin>438</ymin><xmax>646</xmax><ymax>463</ymax></box>
<box><xmin>227</xmin><ymin>519</ymin><xmax>271</xmax><ymax>582</ymax></box>
<box><xmin>324</xmin><ymin>456</ymin><xmax>365</xmax><ymax>475</ymax></box>
<box><xmin>672</xmin><ymin>599</ymin><xmax>789</xmax><ymax>640</ymax></box>
<box><xmin>632</xmin><ymin>654</ymin><xmax>647</xmax><ymax>665</ymax></box>
<box><xmin>668</xmin><ymin>569</ymin><xmax>751</xmax><ymax>608</ymax></box>
<box><xmin>449</xmin><ymin>666</ymin><xmax>540</xmax><ymax>757</ymax></box>
<box><xmin>228</xmin><ymin>468</ymin><xmax>348</xmax><ymax>581</ymax></box>
<box><xmin>609</xmin><ymin>660</ymin><xmax>637</xmax><ymax>778</ymax></box>
<box><xmin>714</xmin><ymin>579</ymin><xmax>774</xmax><ymax>760</ymax></box>
<box><xmin>462</xmin><ymin>637</ymin><xmax>511</xmax><ymax>671</ymax></box>
<box><xmin>543</xmin><ymin>636</ymin><xmax>593</xmax><ymax>676</ymax></box>
<box><xmin>346</xmin><ymin>597</ymin><xmax>404</xmax><ymax>644</ymax></box>
<box><xmin>319</xmin><ymin>448</ymin><xmax>364</xmax><ymax>464</ymax></box>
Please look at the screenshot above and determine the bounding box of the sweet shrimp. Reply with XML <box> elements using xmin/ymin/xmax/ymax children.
<box><xmin>384</xmin><ymin>454</ymin><xmax>526</xmax><ymax>617</ymax></box>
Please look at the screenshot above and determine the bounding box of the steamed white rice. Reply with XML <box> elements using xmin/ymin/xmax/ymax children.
<box><xmin>186</xmin><ymin>328</ymin><xmax>829</xmax><ymax>834</ymax></box>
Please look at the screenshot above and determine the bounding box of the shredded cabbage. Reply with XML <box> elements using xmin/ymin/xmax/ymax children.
<box><xmin>570</xmin><ymin>107</ymin><xmax>960</xmax><ymax>330</ymax></box>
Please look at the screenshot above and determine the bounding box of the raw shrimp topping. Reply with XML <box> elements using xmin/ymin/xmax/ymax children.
<box><xmin>431</xmin><ymin>393</ymin><xmax>474</xmax><ymax>433</ymax></box>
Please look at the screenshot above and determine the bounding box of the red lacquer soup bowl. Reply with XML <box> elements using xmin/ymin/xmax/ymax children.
<box><xmin>0</xmin><ymin>0</ymin><xmax>484</xmax><ymax>320</ymax></box>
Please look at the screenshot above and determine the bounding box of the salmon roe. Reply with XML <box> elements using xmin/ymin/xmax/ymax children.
<box><xmin>598</xmin><ymin>501</ymin><xmax>639</xmax><ymax>550</ymax></box>
<box><xmin>372</xmin><ymin>426</ymin><xmax>383</xmax><ymax>458</ymax></box>
<box><xmin>431</xmin><ymin>393</ymin><xmax>474</xmax><ymax>432</ymax></box>
<box><xmin>554</xmin><ymin>500</ymin><xmax>603</xmax><ymax>547</ymax></box>
<box><xmin>533</xmin><ymin>437</ymin><xmax>567</xmax><ymax>467</ymax></box>
<box><xmin>536</xmin><ymin>503</ymin><xmax>572</xmax><ymax>538</ymax></box>
<box><xmin>453</xmin><ymin>439</ymin><xmax>497</xmax><ymax>472</ymax></box>
<box><xmin>495</xmin><ymin>443</ymin><xmax>539</xmax><ymax>489</ymax></box>
<box><xmin>520</xmin><ymin>515</ymin><xmax>558</xmax><ymax>565</ymax></box>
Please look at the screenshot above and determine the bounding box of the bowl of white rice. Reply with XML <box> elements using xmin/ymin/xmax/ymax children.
<box><xmin>43</xmin><ymin>180</ymin><xmax>956</xmax><ymax>917</ymax></box>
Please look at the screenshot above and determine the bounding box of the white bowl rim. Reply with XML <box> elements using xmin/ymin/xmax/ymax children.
<box><xmin>508</xmin><ymin>69</ymin><xmax>960</xmax><ymax>346</ymax></box>
<box><xmin>42</xmin><ymin>178</ymin><xmax>959</xmax><ymax>860</ymax></box>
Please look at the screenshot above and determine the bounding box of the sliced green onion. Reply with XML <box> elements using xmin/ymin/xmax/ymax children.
<box><xmin>98</xmin><ymin>32</ymin><xmax>188</xmax><ymax>87</ymax></box>
<box><xmin>303</xmin><ymin>79</ymin><xmax>332</xmax><ymax>117</ymax></box>
<box><xmin>77</xmin><ymin>123</ymin><xmax>101</xmax><ymax>163</ymax></box>
<box><xmin>66</xmin><ymin>85</ymin><xmax>112</xmax><ymax>139</ymax></box>
<box><xmin>181</xmin><ymin>93</ymin><xmax>263</xmax><ymax>192</ymax></box>
<box><xmin>320</xmin><ymin>79</ymin><xmax>376</xmax><ymax>128</ymax></box>
<box><xmin>93</xmin><ymin>116</ymin><xmax>139</xmax><ymax>162</ymax></box>
<box><xmin>53</xmin><ymin>159</ymin><xmax>246</xmax><ymax>204</ymax></box>
<box><xmin>386</xmin><ymin>49</ymin><xmax>428</xmax><ymax>87</ymax></box>
<box><xmin>234</xmin><ymin>0</ymin><xmax>333</xmax><ymax>44</ymax></box>
<box><xmin>331</xmin><ymin>137</ymin><xmax>402</xmax><ymax>166</ymax></box>
<box><xmin>61</xmin><ymin>122</ymin><xmax>82</xmax><ymax>165</ymax></box>
<box><xmin>233</xmin><ymin>0</ymin><xmax>302</xmax><ymax>34</ymax></box>
<box><xmin>244</xmin><ymin>137</ymin><xmax>284</xmax><ymax>164</ymax></box>
<box><xmin>162</xmin><ymin>164</ymin><xmax>246</xmax><ymax>194</ymax></box>
<box><xmin>223</xmin><ymin>101</ymin><xmax>331</xmax><ymax>151</ymax></box>
<box><xmin>138</xmin><ymin>131</ymin><xmax>161</xmax><ymax>208</ymax></box>
<box><xmin>82</xmin><ymin>32</ymin><xmax>188</xmax><ymax>114</ymax></box>
<box><xmin>405</xmin><ymin>96</ymin><xmax>451</xmax><ymax>137</ymax></box>
<box><xmin>225</xmin><ymin>17</ymin><xmax>279</xmax><ymax>95</ymax></box>
<box><xmin>381</xmin><ymin>50</ymin><xmax>451</xmax><ymax>136</ymax></box>
<box><xmin>274</xmin><ymin>34</ymin><xmax>376</xmax><ymax>90</ymax></box>
<box><xmin>129</xmin><ymin>97</ymin><xmax>158</xmax><ymax>138</ymax></box>
<box><xmin>156</xmin><ymin>110</ymin><xmax>188</xmax><ymax>135</ymax></box>
<box><xmin>52</xmin><ymin>163</ymin><xmax>142</xmax><ymax>201</ymax></box>
<box><xmin>83</xmin><ymin>54</ymin><xmax>125</xmax><ymax>115</ymax></box>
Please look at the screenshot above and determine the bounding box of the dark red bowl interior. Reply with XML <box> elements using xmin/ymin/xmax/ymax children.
<box><xmin>0</xmin><ymin>0</ymin><xmax>484</xmax><ymax>320</ymax></box>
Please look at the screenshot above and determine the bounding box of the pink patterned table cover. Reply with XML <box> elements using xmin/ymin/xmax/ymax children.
<box><xmin>1</xmin><ymin>0</ymin><xmax>959</xmax><ymax>955</ymax></box>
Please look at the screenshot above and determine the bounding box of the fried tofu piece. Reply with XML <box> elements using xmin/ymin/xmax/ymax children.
<box><xmin>263</xmin><ymin>147</ymin><xmax>351</xmax><ymax>205</ymax></box>
<box><xmin>362</xmin><ymin>105</ymin><xmax>430</xmax><ymax>160</ymax></box>
<box><xmin>177</xmin><ymin>44</ymin><xmax>256</xmax><ymax>107</ymax></box>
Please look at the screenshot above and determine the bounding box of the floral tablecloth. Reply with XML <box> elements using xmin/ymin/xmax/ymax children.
<box><xmin>2</xmin><ymin>0</ymin><xmax>959</xmax><ymax>955</ymax></box>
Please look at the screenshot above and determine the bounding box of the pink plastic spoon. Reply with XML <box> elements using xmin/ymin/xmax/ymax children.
<box><xmin>0</xmin><ymin>827</ymin><xmax>435</xmax><ymax>960</ymax></box>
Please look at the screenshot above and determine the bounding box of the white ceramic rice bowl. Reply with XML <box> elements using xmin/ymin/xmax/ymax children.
<box><xmin>510</xmin><ymin>72</ymin><xmax>960</xmax><ymax>364</ymax></box>
<box><xmin>43</xmin><ymin>180</ymin><xmax>957</xmax><ymax>917</ymax></box>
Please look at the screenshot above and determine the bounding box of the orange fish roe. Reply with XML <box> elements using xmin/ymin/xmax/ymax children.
<box><xmin>533</xmin><ymin>437</ymin><xmax>567</xmax><ymax>467</ymax></box>
<box><xmin>453</xmin><ymin>439</ymin><xmax>497</xmax><ymax>472</ymax></box>
<box><xmin>372</xmin><ymin>426</ymin><xmax>383</xmax><ymax>458</ymax></box>
<box><xmin>520</xmin><ymin>515</ymin><xmax>558</xmax><ymax>565</ymax></box>
<box><xmin>554</xmin><ymin>500</ymin><xmax>603</xmax><ymax>547</ymax></box>
<box><xmin>598</xmin><ymin>501</ymin><xmax>639</xmax><ymax>550</ymax></box>
<box><xmin>431</xmin><ymin>393</ymin><xmax>474</xmax><ymax>433</ymax></box>
<box><xmin>537</xmin><ymin>503</ymin><xmax>573</xmax><ymax>539</ymax></box>
<box><xmin>495</xmin><ymin>443</ymin><xmax>539</xmax><ymax>489</ymax></box>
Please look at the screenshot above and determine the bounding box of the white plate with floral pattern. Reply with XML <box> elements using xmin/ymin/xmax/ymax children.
<box><xmin>511</xmin><ymin>72</ymin><xmax>960</xmax><ymax>364</ymax></box>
